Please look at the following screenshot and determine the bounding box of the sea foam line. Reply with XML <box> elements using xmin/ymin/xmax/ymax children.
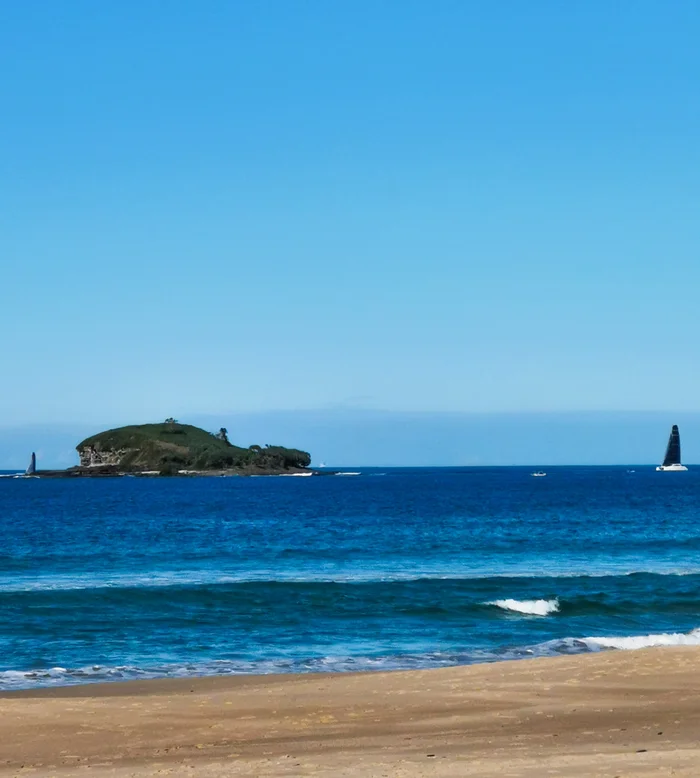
<box><xmin>3</xmin><ymin>567</ymin><xmax>700</xmax><ymax>593</ymax></box>
<box><xmin>580</xmin><ymin>628</ymin><xmax>700</xmax><ymax>651</ymax></box>
<box><xmin>4</xmin><ymin>627</ymin><xmax>700</xmax><ymax>691</ymax></box>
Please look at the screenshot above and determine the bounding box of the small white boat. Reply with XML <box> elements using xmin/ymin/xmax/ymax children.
<box><xmin>531</xmin><ymin>471</ymin><xmax>547</xmax><ymax>477</ymax></box>
<box><xmin>656</xmin><ymin>425</ymin><xmax>688</xmax><ymax>471</ymax></box>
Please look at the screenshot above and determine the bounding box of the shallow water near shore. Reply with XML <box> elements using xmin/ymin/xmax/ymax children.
<box><xmin>1</xmin><ymin>466</ymin><xmax>700</xmax><ymax>689</ymax></box>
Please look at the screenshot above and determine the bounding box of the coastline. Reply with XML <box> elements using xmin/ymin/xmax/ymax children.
<box><xmin>3</xmin><ymin>648</ymin><xmax>700</xmax><ymax>776</ymax></box>
<box><xmin>25</xmin><ymin>466</ymin><xmax>328</xmax><ymax>478</ymax></box>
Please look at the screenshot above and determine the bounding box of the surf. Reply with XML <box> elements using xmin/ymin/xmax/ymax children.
<box><xmin>487</xmin><ymin>598</ymin><xmax>560</xmax><ymax>616</ymax></box>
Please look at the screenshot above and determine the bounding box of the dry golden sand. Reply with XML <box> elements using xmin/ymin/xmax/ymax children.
<box><xmin>2</xmin><ymin>648</ymin><xmax>700</xmax><ymax>777</ymax></box>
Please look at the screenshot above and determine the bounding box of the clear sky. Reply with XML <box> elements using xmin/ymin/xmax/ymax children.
<box><xmin>2</xmin><ymin>2</ymin><xmax>699</xmax><ymax>457</ymax></box>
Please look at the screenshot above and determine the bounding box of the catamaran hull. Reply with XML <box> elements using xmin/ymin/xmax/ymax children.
<box><xmin>656</xmin><ymin>464</ymin><xmax>688</xmax><ymax>471</ymax></box>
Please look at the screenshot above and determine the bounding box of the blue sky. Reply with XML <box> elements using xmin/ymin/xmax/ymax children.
<box><xmin>1</xmin><ymin>2</ymin><xmax>699</xmax><ymax>463</ymax></box>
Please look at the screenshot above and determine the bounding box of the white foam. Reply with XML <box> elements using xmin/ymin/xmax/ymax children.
<box><xmin>581</xmin><ymin>628</ymin><xmax>700</xmax><ymax>651</ymax></box>
<box><xmin>5</xmin><ymin>627</ymin><xmax>700</xmax><ymax>691</ymax></box>
<box><xmin>488</xmin><ymin>598</ymin><xmax>560</xmax><ymax>616</ymax></box>
<box><xmin>0</xmin><ymin>655</ymin><xmax>460</xmax><ymax>691</ymax></box>
<box><xmin>4</xmin><ymin>566</ymin><xmax>700</xmax><ymax>593</ymax></box>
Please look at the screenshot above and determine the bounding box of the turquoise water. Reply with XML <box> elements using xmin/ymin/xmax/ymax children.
<box><xmin>1</xmin><ymin>466</ymin><xmax>700</xmax><ymax>689</ymax></box>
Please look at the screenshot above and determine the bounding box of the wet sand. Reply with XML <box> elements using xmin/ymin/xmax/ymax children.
<box><xmin>2</xmin><ymin>647</ymin><xmax>700</xmax><ymax>777</ymax></box>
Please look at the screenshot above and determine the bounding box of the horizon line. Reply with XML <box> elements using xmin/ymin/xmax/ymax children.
<box><xmin>3</xmin><ymin>408</ymin><xmax>700</xmax><ymax>430</ymax></box>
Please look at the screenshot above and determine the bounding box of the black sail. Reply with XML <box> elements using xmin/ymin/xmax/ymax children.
<box><xmin>25</xmin><ymin>452</ymin><xmax>36</xmax><ymax>475</ymax></box>
<box><xmin>662</xmin><ymin>426</ymin><xmax>681</xmax><ymax>467</ymax></box>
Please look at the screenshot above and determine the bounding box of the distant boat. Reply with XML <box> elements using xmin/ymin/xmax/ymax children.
<box><xmin>531</xmin><ymin>471</ymin><xmax>547</xmax><ymax>477</ymax></box>
<box><xmin>25</xmin><ymin>452</ymin><xmax>36</xmax><ymax>476</ymax></box>
<box><xmin>656</xmin><ymin>425</ymin><xmax>688</xmax><ymax>471</ymax></box>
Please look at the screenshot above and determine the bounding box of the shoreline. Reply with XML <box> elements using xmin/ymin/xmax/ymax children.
<box><xmin>15</xmin><ymin>467</ymin><xmax>332</xmax><ymax>478</ymax></box>
<box><xmin>2</xmin><ymin>648</ymin><xmax>700</xmax><ymax>776</ymax></box>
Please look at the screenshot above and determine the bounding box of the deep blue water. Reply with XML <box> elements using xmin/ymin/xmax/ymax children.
<box><xmin>2</xmin><ymin>466</ymin><xmax>700</xmax><ymax>689</ymax></box>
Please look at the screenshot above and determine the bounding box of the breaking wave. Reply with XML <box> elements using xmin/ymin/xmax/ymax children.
<box><xmin>580</xmin><ymin>628</ymin><xmax>700</xmax><ymax>651</ymax></box>
<box><xmin>487</xmin><ymin>598</ymin><xmax>560</xmax><ymax>616</ymax></box>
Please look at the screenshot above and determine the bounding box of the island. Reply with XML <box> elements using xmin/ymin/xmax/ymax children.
<box><xmin>36</xmin><ymin>420</ymin><xmax>314</xmax><ymax>477</ymax></box>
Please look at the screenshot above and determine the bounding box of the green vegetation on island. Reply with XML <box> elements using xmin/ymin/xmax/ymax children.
<box><xmin>76</xmin><ymin>420</ymin><xmax>311</xmax><ymax>475</ymax></box>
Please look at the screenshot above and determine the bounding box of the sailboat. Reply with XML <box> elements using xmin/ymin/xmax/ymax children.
<box><xmin>656</xmin><ymin>425</ymin><xmax>688</xmax><ymax>471</ymax></box>
<box><xmin>25</xmin><ymin>452</ymin><xmax>37</xmax><ymax>475</ymax></box>
<box><xmin>12</xmin><ymin>452</ymin><xmax>38</xmax><ymax>479</ymax></box>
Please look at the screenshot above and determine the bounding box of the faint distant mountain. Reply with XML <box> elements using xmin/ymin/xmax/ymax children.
<box><xmin>189</xmin><ymin>410</ymin><xmax>700</xmax><ymax>467</ymax></box>
<box><xmin>2</xmin><ymin>411</ymin><xmax>700</xmax><ymax>469</ymax></box>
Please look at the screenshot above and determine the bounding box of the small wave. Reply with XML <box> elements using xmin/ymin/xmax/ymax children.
<box><xmin>581</xmin><ymin>628</ymin><xmax>700</xmax><ymax>651</ymax></box>
<box><xmin>335</xmin><ymin>472</ymin><xmax>361</xmax><ymax>476</ymax></box>
<box><xmin>487</xmin><ymin>598</ymin><xmax>560</xmax><ymax>616</ymax></box>
<box><xmin>4</xmin><ymin>626</ymin><xmax>700</xmax><ymax>690</ymax></box>
<box><xmin>0</xmin><ymin>654</ymin><xmax>469</xmax><ymax>691</ymax></box>
<box><xmin>528</xmin><ymin>627</ymin><xmax>700</xmax><ymax>657</ymax></box>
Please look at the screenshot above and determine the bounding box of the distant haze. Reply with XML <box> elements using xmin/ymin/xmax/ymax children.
<box><xmin>1</xmin><ymin>411</ymin><xmax>698</xmax><ymax>470</ymax></box>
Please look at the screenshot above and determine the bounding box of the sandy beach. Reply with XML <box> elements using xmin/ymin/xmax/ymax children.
<box><xmin>2</xmin><ymin>648</ymin><xmax>700</xmax><ymax>777</ymax></box>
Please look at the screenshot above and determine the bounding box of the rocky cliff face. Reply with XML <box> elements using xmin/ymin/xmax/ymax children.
<box><xmin>78</xmin><ymin>445</ymin><xmax>132</xmax><ymax>468</ymax></box>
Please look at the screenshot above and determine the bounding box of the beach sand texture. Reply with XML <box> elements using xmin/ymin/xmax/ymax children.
<box><xmin>2</xmin><ymin>648</ymin><xmax>700</xmax><ymax>777</ymax></box>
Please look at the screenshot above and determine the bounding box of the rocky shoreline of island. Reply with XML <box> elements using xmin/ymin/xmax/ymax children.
<box><xmin>30</xmin><ymin>465</ymin><xmax>335</xmax><ymax>478</ymax></box>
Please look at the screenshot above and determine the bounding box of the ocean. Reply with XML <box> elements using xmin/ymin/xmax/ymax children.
<box><xmin>1</xmin><ymin>466</ymin><xmax>699</xmax><ymax>690</ymax></box>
